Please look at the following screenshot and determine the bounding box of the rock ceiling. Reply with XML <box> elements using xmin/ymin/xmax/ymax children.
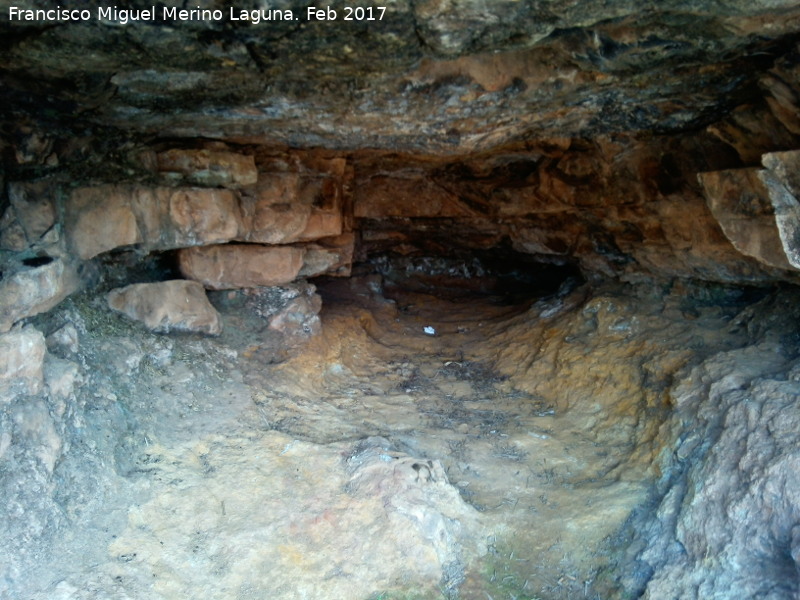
<box><xmin>1</xmin><ymin>0</ymin><xmax>799</xmax><ymax>153</ymax></box>
<box><xmin>2</xmin><ymin>0</ymin><xmax>800</xmax><ymax>289</ymax></box>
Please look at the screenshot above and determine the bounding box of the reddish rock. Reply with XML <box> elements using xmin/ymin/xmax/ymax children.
<box><xmin>157</xmin><ymin>149</ymin><xmax>258</xmax><ymax>189</ymax></box>
<box><xmin>239</xmin><ymin>174</ymin><xmax>312</xmax><ymax>244</ymax></box>
<box><xmin>166</xmin><ymin>188</ymin><xmax>242</xmax><ymax>247</ymax></box>
<box><xmin>66</xmin><ymin>186</ymin><xmax>141</xmax><ymax>259</ymax></box>
<box><xmin>107</xmin><ymin>280</ymin><xmax>222</xmax><ymax>335</ymax></box>
<box><xmin>354</xmin><ymin>176</ymin><xmax>475</xmax><ymax>218</ymax></box>
<box><xmin>178</xmin><ymin>244</ymin><xmax>305</xmax><ymax>289</ymax></box>
<box><xmin>297</xmin><ymin>208</ymin><xmax>344</xmax><ymax>241</ymax></box>
<box><xmin>240</xmin><ymin>174</ymin><xmax>342</xmax><ymax>243</ymax></box>
<box><xmin>66</xmin><ymin>185</ymin><xmax>244</xmax><ymax>258</ymax></box>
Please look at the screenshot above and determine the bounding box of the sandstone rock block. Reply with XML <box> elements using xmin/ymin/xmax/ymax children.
<box><xmin>299</xmin><ymin>233</ymin><xmax>355</xmax><ymax>278</ymax></box>
<box><xmin>0</xmin><ymin>257</ymin><xmax>82</xmax><ymax>333</ymax></box>
<box><xmin>297</xmin><ymin>207</ymin><xmax>344</xmax><ymax>241</ymax></box>
<box><xmin>178</xmin><ymin>244</ymin><xmax>305</xmax><ymax>289</ymax></box>
<box><xmin>166</xmin><ymin>188</ymin><xmax>242</xmax><ymax>247</ymax></box>
<box><xmin>698</xmin><ymin>168</ymin><xmax>798</xmax><ymax>271</ymax></box>
<box><xmin>107</xmin><ymin>280</ymin><xmax>222</xmax><ymax>335</ymax></box>
<box><xmin>66</xmin><ymin>186</ymin><xmax>141</xmax><ymax>259</ymax></box>
<box><xmin>0</xmin><ymin>326</ymin><xmax>46</xmax><ymax>400</ymax></box>
<box><xmin>240</xmin><ymin>194</ymin><xmax>312</xmax><ymax>245</ymax></box>
<box><xmin>157</xmin><ymin>148</ymin><xmax>258</xmax><ymax>188</ymax></box>
<box><xmin>239</xmin><ymin>174</ymin><xmax>342</xmax><ymax>243</ymax></box>
<box><xmin>66</xmin><ymin>185</ymin><xmax>243</xmax><ymax>258</ymax></box>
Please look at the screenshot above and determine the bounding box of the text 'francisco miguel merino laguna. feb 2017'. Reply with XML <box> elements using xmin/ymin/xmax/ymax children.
<box><xmin>7</xmin><ymin>5</ymin><xmax>388</xmax><ymax>24</ymax></box>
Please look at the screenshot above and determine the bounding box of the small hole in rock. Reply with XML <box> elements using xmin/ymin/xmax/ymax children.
<box><xmin>22</xmin><ymin>256</ymin><xmax>54</xmax><ymax>268</ymax></box>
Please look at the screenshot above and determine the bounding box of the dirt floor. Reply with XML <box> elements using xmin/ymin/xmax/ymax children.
<box><xmin>3</xmin><ymin>272</ymin><xmax>760</xmax><ymax>600</ymax></box>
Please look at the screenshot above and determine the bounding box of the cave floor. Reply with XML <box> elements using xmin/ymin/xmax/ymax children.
<box><xmin>19</xmin><ymin>276</ymin><xmax>751</xmax><ymax>600</ymax></box>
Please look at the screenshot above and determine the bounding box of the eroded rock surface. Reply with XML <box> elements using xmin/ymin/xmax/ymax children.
<box><xmin>0</xmin><ymin>326</ymin><xmax>46</xmax><ymax>400</ymax></box>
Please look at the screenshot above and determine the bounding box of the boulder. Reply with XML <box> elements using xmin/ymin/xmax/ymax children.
<box><xmin>757</xmin><ymin>170</ymin><xmax>800</xmax><ymax>270</ymax></box>
<box><xmin>157</xmin><ymin>148</ymin><xmax>258</xmax><ymax>188</ymax></box>
<box><xmin>0</xmin><ymin>326</ymin><xmax>46</xmax><ymax>400</ymax></box>
<box><xmin>178</xmin><ymin>244</ymin><xmax>305</xmax><ymax>290</ymax></box>
<box><xmin>106</xmin><ymin>280</ymin><xmax>222</xmax><ymax>335</ymax></box>
<box><xmin>0</xmin><ymin>257</ymin><xmax>82</xmax><ymax>333</ymax></box>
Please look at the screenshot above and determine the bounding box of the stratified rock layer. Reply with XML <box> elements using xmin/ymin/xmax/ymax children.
<box><xmin>178</xmin><ymin>244</ymin><xmax>305</xmax><ymax>289</ymax></box>
<box><xmin>3</xmin><ymin>1</ymin><xmax>799</xmax><ymax>153</ymax></box>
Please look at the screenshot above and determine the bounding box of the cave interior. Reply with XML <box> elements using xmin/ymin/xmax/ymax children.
<box><xmin>2</xmin><ymin>2</ymin><xmax>800</xmax><ymax>599</ymax></box>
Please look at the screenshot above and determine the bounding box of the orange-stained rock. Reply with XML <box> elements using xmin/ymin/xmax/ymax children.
<box><xmin>66</xmin><ymin>185</ymin><xmax>243</xmax><ymax>258</ymax></box>
<box><xmin>178</xmin><ymin>244</ymin><xmax>306</xmax><ymax>289</ymax></box>
<box><xmin>239</xmin><ymin>174</ymin><xmax>312</xmax><ymax>244</ymax></box>
<box><xmin>239</xmin><ymin>173</ymin><xmax>343</xmax><ymax>243</ymax></box>
<box><xmin>296</xmin><ymin>208</ymin><xmax>344</xmax><ymax>241</ymax></box>
<box><xmin>157</xmin><ymin>149</ymin><xmax>258</xmax><ymax>188</ymax></box>
<box><xmin>354</xmin><ymin>176</ymin><xmax>475</xmax><ymax>218</ymax></box>
<box><xmin>166</xmin><ymin>188</ymin><xmax>242</xmax><ymax>247</ymax></box>
<box><xmin>66</xmin><ymin>187</ymin><xmax>141</xmax><ymax>259</ymax></box>
<box><xmin>107</xmin><ymin>280</ymin><xmax>222</xmax><ymax>335</ymax></box>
